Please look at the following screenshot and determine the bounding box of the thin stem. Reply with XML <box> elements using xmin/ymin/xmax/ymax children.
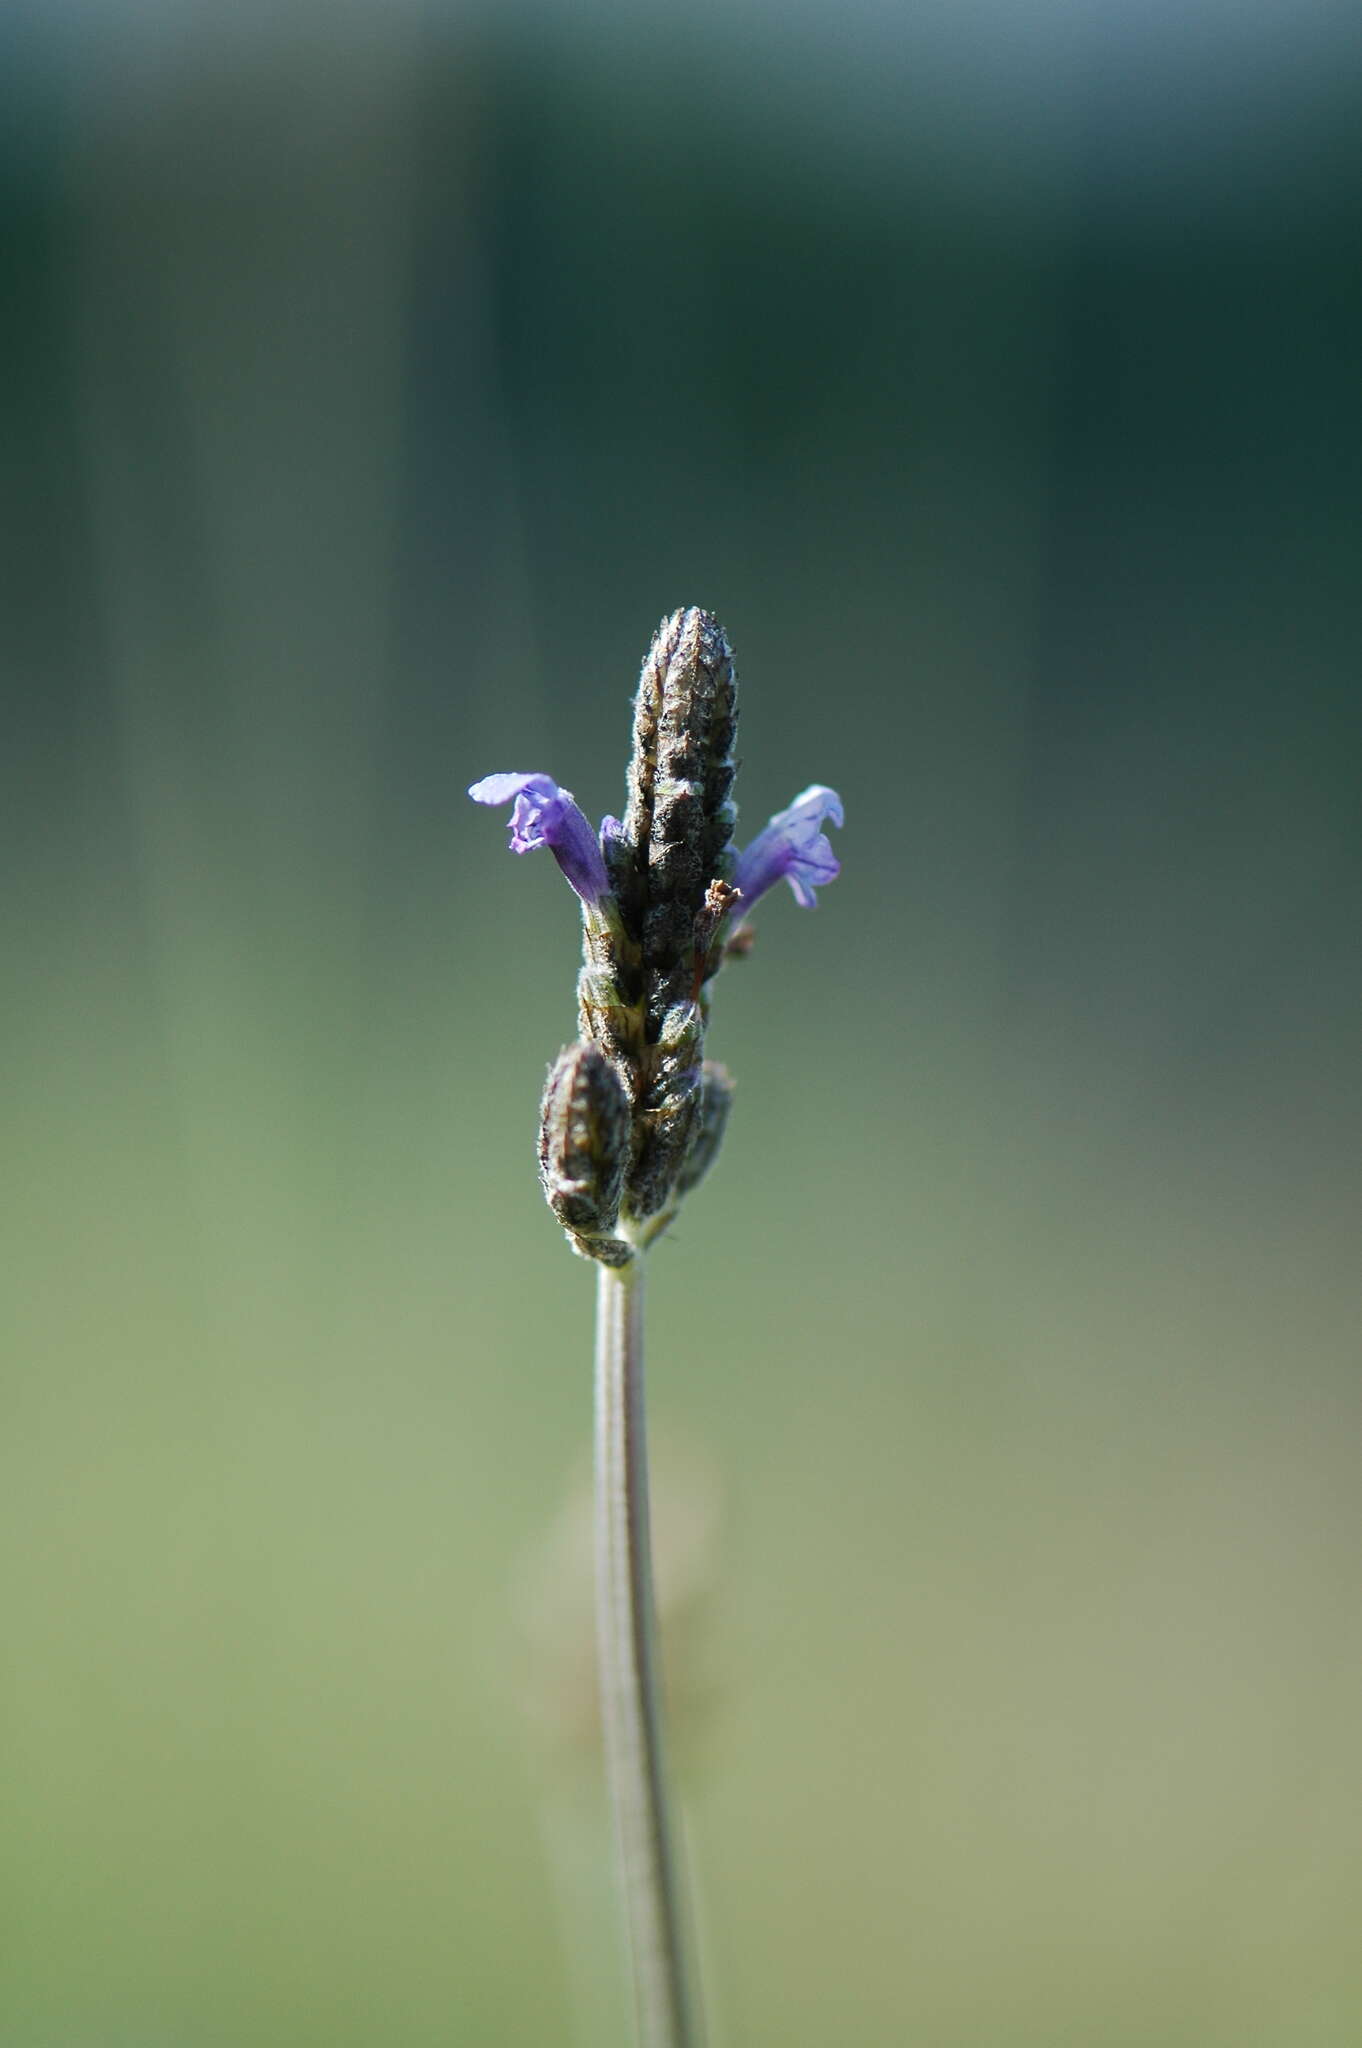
<box><xmin>594</xmin><ymin>1256</ymin><xmax>702</xmax><ymax>2048</ymax></box>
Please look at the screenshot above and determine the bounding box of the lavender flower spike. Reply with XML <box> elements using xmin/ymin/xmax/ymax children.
<box><xmin>468</xmin><ymin>772</ymin><xmax>611</xmax><ymax>908</ymax></box>
<box><xmin>734</xmin><ymin>783</ymin><xmax>844</xmax><ymax>910</ymax></box>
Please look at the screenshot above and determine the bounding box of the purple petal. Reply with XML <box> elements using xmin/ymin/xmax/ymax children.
<box><xmin>468</xmin><ymin>772</ymin><xmax>558</xmax><ymax>808</ymax></box>
<box><xmin>468</xmin><ymin>772</ymin><xmax>611</xmax><ymax>907</ymax></box>
<box><xmin>734</xmin><ymin>783</ymin><xmax>844</xmax><ymax>911</ymax></box>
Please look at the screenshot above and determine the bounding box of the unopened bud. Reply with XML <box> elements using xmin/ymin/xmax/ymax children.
<box><xmin>621</xmin><ymin>608</ymin><xmax>739</xmax><ymax>1034</ymax></box>
<box><xmin>625</xmin><ymin>1001</ymin><xmax>704</xmax><ymax>1220</ymax></box>
<box><xmin>537</xmin><ymin>1043</ymin><xmax>632</xmax><ymax>1264</ymax></box>
<box><xmin>673</xmin><ymin>1061</ymin><xmax>735</xmax><ymax>1202</ymax></box>
<box><xmin>575</xmin><ymin>914</ymin><xmax>641</xmax><ymax>1080</ymax></box>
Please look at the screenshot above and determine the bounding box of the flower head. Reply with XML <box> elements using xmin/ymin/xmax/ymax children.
<box><xmin>734</xmin><ymin>784</ymin><xmax>844</xmax><ymax>910</ymax></box>
<box><xmin>468</xmin><ymin>772</ymin><xmax>610</xmax><ymax>908</ymax></box>
<box><xmin>468</xmin><ymin>617</ymin><xmax>845</xmax><ymax>1258</ymax></box>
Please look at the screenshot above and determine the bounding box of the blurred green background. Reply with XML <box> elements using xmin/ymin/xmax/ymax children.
<box><xmin>4</xmin><ymin>3</ymin><xmax>1361</xmax><ymax>2043</ymax></box>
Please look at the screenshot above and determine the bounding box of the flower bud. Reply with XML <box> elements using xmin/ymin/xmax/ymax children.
<box><xmin>576</xmin><ymin>917</ymin><xmax>640</xmax><ymax>1081</ymax></box>
<box><xmin>625</xmin><ymin>1001</ymin><xmax>704</xmax><ymax>1220</ymax></box>
<box><xmin>537</xmin><ymin>1043</ymin><xmax>633</xmax><ymax>1264</ymax></box>
<box><xmin>620</xmin><ymin>609</ymin><xmax>739</xmax><ymax>1034</ymax></box>
<box><xmin>673</xmin><ymin>1061</ymin><xmax>735</xmax><ymax>1202</ymax></box>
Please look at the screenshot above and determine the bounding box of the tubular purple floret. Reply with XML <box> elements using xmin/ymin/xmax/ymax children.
<box><xmin>468</xmin><ymin>772</ymin><xmax>612</xmax><ymax>908</ymax></box>
<box><xmin>733</xmin><ymin>784</ymin><xmax>843</xmax><ymax>911</ymax></box>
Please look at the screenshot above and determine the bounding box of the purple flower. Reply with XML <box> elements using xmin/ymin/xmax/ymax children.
<box><xmin>468</xmin><ymin>772</ymin><xmax>611</xmax><ymax>908</ymax></box>
<box><xmin>734</xmin><ymin>784</ymin><xmax>844</xmax><ymax>911</ymax></box>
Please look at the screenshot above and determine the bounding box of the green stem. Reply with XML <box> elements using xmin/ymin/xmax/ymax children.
<box><xmin>594</xmin><ymin>1255</ymin><xmax>701</xmax><ymax>2048</ymax></box>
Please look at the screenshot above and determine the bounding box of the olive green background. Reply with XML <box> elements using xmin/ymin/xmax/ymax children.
<box><xmin>4</xmin><ymin>6</ymin><xmax>1361</xmax><ymax>2043</ymax></box>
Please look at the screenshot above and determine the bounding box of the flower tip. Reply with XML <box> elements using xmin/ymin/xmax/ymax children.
<box><xmin>792</xmin><ymin>783</ymin><xmax>844</xmax><ymax>831</ymax></box>
<box><xmin>468</xmin><ymin>771</ymin><xmax>554</xmax><ymax>806</ymax></box>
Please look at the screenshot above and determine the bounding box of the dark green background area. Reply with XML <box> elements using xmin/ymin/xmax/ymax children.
<box><xmin>3</xmin><ymin>8</ymin><xmax>1360</xmax><ymax>2043</ymax></box>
